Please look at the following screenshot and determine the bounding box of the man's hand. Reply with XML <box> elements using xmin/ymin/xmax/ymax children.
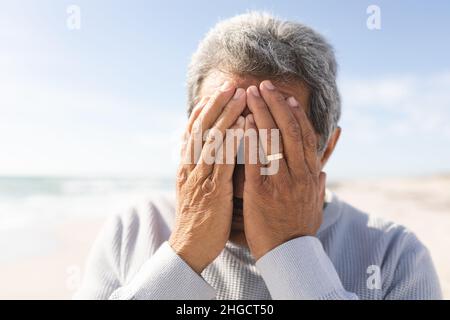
<box><xmin>169</xmin><ymin>81</ymin><xmax>246</xmax><ymax>274</ymax></box>
<box><xmin>243</xmin><ymin>81</ymin><xmax>326</xmax><ymax>260</ymax></box>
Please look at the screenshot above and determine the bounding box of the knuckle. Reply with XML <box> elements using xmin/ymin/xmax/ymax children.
<box><xmin>176</xmin><ymin>167</ymin><xmax>188</xmax><ymax>188</ymax></box>
<box><xmin>188</xmin><ymin>168</ymin><xmax>205</xmax><ymax>186</ymax></box>
<box><xmin>294</xmin><ymin>168</ymin><xmax>308</xmax><ymax>181</ymax></box>
<box><xmin>280</xmin><ymin>177</ymin><xmax>294</xmax><ymax>192</ymax></box>
<box><xmin>260</xmin><ymin>179</ymin><xmax>273</xmax><ymax>193</ymax></box>
<box><xmin>177</xmin><ymin>165</ymin><xmax>188</xmax><ymax>179</ymax></box>
<box><xmin>303</xmin><ymin>130</ymin><xmax>317</xmax><ymax>149</ymax></box>
<box><xmin>201</xmin><ymin>177</ymin><xmax>217</xmax><ymax>196</ymax></box>
<box><xmin>285</xmin><ymin>119</ymin><xmax>302</xmax><ymax>140</ymax></box>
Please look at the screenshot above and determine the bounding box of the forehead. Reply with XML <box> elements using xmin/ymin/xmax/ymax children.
<box><xmin>199</xmin><ymin>70</ymin><xmax>311</xmax><ymax>105</ymax></box>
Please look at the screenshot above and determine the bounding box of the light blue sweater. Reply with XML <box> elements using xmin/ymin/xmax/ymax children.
<box><xmin>74</xmin><ymin>192</ymin><xmax>442</xmax><ymax>300</ymax></box>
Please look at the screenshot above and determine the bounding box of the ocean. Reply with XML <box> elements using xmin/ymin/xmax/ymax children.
<box><xmin>0</xmin><ymin>176</ymin><xmax>175</xmax><ymax>230</ymax></box>
<box><xmin>0</xmin><ymin>176</ymin><xmax>175</xmax><ymax>262</ymax></box>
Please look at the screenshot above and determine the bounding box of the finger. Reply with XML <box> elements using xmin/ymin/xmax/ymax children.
<box><xmin>212</xmin><ymin>116</ymin><xmax>245</xmax><ymax>182</ymax></box>
<box><xmin>206</xmin><ymin>88</ymin><xmax>246</xmax><ymax>145</ymax></box>
<box><xmin>180</xmin><ymin>97</ymin><xmax>208</xmax><ymax>159</ymax></box>
<box><xmin>195</xmin><ymin>88</ymin><xmax>246</xmax><ymax>178</ymax></box>
<box><xmin>246</xmin><ymin>85</ymin><xmax>288</xmax><ymax>178</ymax></box>
<box><xmin>287</xmin><ymin>97</ymin><xmax>320</xmax><ymax>175</ymax></box>
<box><xmin>186</xmin><ymin>96</ymin><xmax>209</xmax><ymax>134</ymax></box>
<box><xmin>197</xmin><ymin>80</ymin><xmax>236</xmax><ymax>132</ymax></box>
<box><xmin>244</xmin><ymin>114</ymin><xmax>262</xmax><ymax>185</ymax></box>
<box><xmin>259</xmin><ymin>80</ymin><xmax>306</xmax><ymax>175</ymax></box>
<box><xmin>183</xmin><ymin>81</ymin><xmax>237</xmax><ymax>171</ymax></box>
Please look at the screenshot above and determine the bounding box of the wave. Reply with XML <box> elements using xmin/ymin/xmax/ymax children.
<box><xmin>0</xmin><ymin>177</ymin><xmax>175</xmax><ymax>229</ymax></box>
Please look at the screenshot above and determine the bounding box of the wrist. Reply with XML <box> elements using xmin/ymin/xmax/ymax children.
<box><xmin>251</xmin><ymin>234</ymin><xmax>312</xmax><ymax>261</ymax></box>
<box><xmin>250</xmin><ymin>240</ymin><xmax>281</xmax><ymax>261</ymax></box>
<box><xmin>168</xmin><ymin>237</ymin><xmax>208</xmax><ymax>274</ymax></box>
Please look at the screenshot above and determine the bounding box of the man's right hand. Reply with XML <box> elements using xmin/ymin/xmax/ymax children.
<box><xmin>169</xmin><ymin>81</ymin><xmax>246</xmax><ymax>274</ymax></box>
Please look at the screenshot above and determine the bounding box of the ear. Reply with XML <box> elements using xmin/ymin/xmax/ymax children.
<box><xmin>320</xmin><ymin>127</ymin><xmax>341</xmax><ymax>168</ymax></box>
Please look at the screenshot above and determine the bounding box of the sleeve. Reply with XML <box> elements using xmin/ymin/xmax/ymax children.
<box><xmin>256</xmin><ymin>236</ymin><xmax>359</xmax><ymax>300</ymax></box>
<box><xmin>383</xmin><ymin>233</ymin><xmax>442</xmax><ymax>300</ymax></box>
<box><xmin>73</xmin><ymin>214</ymin><xmax>216</xmax><ymax>300</ymax></box>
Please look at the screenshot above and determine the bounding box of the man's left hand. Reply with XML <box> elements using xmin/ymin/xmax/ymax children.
<box><xmin>243</xmin><ymin>80</ymin><xmax>326</xmax><ymax>260</ymax></box>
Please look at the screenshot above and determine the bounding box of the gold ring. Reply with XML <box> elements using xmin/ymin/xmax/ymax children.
<box><xmin>266</xmin><ymin>152</ymin><xmax>283</xmax><ymax>161</ymax></box>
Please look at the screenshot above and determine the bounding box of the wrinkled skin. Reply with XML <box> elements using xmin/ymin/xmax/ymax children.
<box><xmin>169</xmin><ymin>73</ymin><xmax>341</xmax><ymax>273</ymax></box>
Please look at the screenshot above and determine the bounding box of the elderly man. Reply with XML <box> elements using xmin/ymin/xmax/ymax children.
<box><xmin>74</xmin><ymin>12</ymin><xmax>441</xmax><ymax>300</ymax></box>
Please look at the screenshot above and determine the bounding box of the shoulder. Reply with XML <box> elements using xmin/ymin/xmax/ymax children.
<box><xmin>108</xmin><ymin>192</ymin><xmax>176</xmax><ymax>247</ymax></box>
<box><xmin>323</xmin><ymin>194</ymin><xmax>441</xmax><ymax>299</ymax></box>
<box><xmin>96</xmin><ymin>193</ymin><xmax>176</xmax><ymax>282</ymax></box>
<box><xmin>326</xmin><ymin>195</ymin><xmax>429</xmax><ymax>260</ymax></box>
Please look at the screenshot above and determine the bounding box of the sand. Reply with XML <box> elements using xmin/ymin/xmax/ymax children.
<box><xmin>0</xmin><ymin>175</ymin><xmax>448</xmax><ymax>299</ymax></box>
<box><xmin>331</xmin><ymin>175</ymin><xmax>450</xmax><ymax>299</ymax></box>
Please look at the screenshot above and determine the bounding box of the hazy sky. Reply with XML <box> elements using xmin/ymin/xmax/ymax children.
<box><xmin>1</xmin><ymin>0</ymin><xmax>450</xmax><ymax>180</ymax></box>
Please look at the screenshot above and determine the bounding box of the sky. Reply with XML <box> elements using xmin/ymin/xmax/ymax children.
<box><xmin>1</xmin><ymin>0</ymin><xmax>450</xmax><ymax>180</ymax></box>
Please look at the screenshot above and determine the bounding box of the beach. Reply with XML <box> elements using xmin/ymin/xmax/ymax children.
<box><xmin>0</xmin><ymin>175</ymin><xmax>448</xmax><ymax>299</ymax></box>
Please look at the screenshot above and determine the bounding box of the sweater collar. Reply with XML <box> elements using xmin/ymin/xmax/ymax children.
<box><xmin>317</xmin><ymin>189</ymin><xmax>343</xmax><ymax>234</ymax></box>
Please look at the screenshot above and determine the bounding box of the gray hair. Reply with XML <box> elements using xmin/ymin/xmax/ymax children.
<box><xmin>186</xmin><ymin>12</ymin><xmax>341</xmax><ymax>151</ymax></box>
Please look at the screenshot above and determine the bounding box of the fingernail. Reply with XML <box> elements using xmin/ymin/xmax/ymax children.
<box><xmin>262</xmin><ymin>80</ymin><xmax>275</xmax><ymax>90</ymax></box>
<box><xmin>248</xmin><ymin>85</ymin><xmax>260</xmax><ymax>97</ymax></box>
<box><xmin>287</xmin><ymin>96</ymin><xmax>299</xmax><ymax>107</ymax></box>
<box><xmin>233</xmin><ymin>88</ymin><xmax>245</xmax><ymax>100</ymax></box>
<box><xmin>247</xmin><ymin>114</ymin><xmax>255</xmax><ymax>124</ymax></box>
<box><xmin>237</xmin><ymin>116</ymin><xmax>245</xmax><ymax>126</ymax></box>
<box><xmin>220</xmin><ymin>80</ymin><xmax>234</xmax><ymax>92</ymax></box>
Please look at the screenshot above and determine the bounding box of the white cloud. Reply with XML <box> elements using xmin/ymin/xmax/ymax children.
<box><xmin>0</xmin><ymin>75</ymin><xmax>186</xmax><ymax>177</ymax></box>
<box><xmin>339</xmin><ymin>71</ymin><xmax>450</xmax><ymax>141</ymax></box>
<box><xmin>2</xmin><ymin>67</ymin><xmax>450</xmax><ymax>178</ymax></box>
